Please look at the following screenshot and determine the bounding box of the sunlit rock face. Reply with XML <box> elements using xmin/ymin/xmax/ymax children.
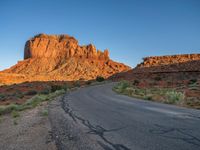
<box><xmin>1</xmin><ymin>34</ymin><xmax>130</xmax><ymax>83</ymax></box>
<box><xmin>137</xmin><ymin>54</ymin><xmax>200</xmax><ymax>68</ymax></box>
<box><xmin>24</xmin><ymin>34</ymin><xmax>109</xmax><ymax>60</ymax></box>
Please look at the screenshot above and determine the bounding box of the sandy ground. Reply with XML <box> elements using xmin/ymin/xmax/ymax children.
<box><xmin>0</xmin><ymin>102</ymin><xmax>57</xmax><ymax>150</ymax></box>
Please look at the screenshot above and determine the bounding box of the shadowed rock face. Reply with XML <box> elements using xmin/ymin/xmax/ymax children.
<box><xmin>1</xmin><ymin>34</ymin><xmax>130</xmax><ymax>83</ymax></box>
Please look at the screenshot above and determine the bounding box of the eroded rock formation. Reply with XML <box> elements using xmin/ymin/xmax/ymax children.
<box><xmin>24</xmin><ymin>34</ymin><xmax>109</xmax><ymax>60</ymax></box>
<box><xmin>137</xmin><ymin>54</ymin><xmax>200</xmax><ymax>68</ymax></box>
<box><xmin>1</xmin><ymin>34</ymin><xmax>130</xmax><ymax>84</ymax></box>
<box><xmin>111</xmin><ymin>53</ymin><xmax>200</xmax><ymax>83</ymax></box>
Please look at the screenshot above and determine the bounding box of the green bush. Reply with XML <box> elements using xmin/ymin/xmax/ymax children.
<box><xmin>74</xmin><ymin>81</ymin><xmax>80</xmax><ymax>87</ymax></box>
<box><xmin>41</xmin><ymin>109</ymin><xmax>48</xmax><ymax>116</ymax></box>
<box><xmin>0</xmin><ymin>89</ymin><xmax>66</xmax><ymax>116</ymax></box>
<box><xmin>114</xmin><ymin>81</ymin><xmax>130</xmax><ymax>92</ymax></box>
<box><xmin>61</xmin><ymin>84</ymin><xmax>68</xmax><ymax>91</ymax></box>
<box><xmin>14</xmin><ymin>92</ymin><xmax>24</xmax><ymax>99</ymax></box>
<box><xmin>51</xmin><ymin>85</ymin><xmax>62</xmax><ymax>92</ymax></box>
<box><xmin>25</xmin><ymin>90</ymin><xmax>37</xmax><ymax>96</ymax></box>
<box><xmin>11</xmin><ymin>111</ymin><xmax>20</xmax><ymax>118</ymax></box>
<box><xmin>51</xmin><ymin>84</ymin><xmax>68</xmax><ymax>92</ymax></box>
<box><xmin>154</xmin><ymin>76</ymin><xmax>162</xmax><ymax>81</ymax></box>
<box><xmin>0</xmin><ymin>94</ymin><xmax>6</xmax><ymax>101</ymax></box>
<box><xmin>189</xmin><ymin>79</ymin><xmax>197</xmax><ymax>85</ymax></box>
<box><xmin>124</xmin><ymin>87</ymin><xmax>135</xmax><ymax>96</ymax></box>
<box><xmin>86</xmin><ymin>81</ymin><xmax>92</xmax><ymax>85</ymax></box>
<box><xmin>39</xmin><ymin>89</ymin><xmax>51</xmax><ymax>95</ymax></box>
<box><xmin>96</xmin><ymin>76</ymin><xmax>105</xmax><ymax>82</ymax></box>
<box><xmin>133</xmin><ymin>80</ymin><xmax>140</xmax><ymax>86</ymax></box>
<box><xmin>165</xmin><ymin>91</ymin><xmax>185</xmax><ymax>104</ymax></box>
<box><xmin>144</xmin><ymin>95</ymin><xmax>152</xmax><ymax>100</ymax></box>
<box><xmin>0</xmin><ymin>104</ymin><xmax>21</xmax><ymax>115</ymax></box>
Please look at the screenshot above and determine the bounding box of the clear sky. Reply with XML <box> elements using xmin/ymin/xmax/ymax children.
<box><xmin>0</xmin><ymin>0</ymin><xmax>199</xmax><ymax>70</ymax></box>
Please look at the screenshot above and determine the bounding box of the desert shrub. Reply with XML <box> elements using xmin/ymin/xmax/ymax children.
<box><xmin>120</xmin><ymin>81</ymin><xmax>130</xmax><ymax>89</ymax></box>
<box><xmin>124</xmin><ymin>87</ymin><xmax>135</xmax><ymax>96</ymax></box>
<box><xmin>144</xmin><ymin>95</ymin><xmax>153</xmax><ymax>100</ymax></box>
<box><xmin>165</xmin><ymin>91</ymin><xmax>185</xmax><ymax>104</ymax></box>
<box><xmin>0</xmin><ymin>89</ymin><xmax>66</xmax><ymax>115</ymax></box>
<box><xmin>49</xmin><ymin>89</ymin><xmax>65</xmax><ymax>98</ymax></box>
<box><xmin>189</xmin><ymin>79</ymin><xmax>197</xmax><ymax>87</ymax></box>
<box><xmin>134</xmin><ymin>88</ymin><xmax>145</xmax><ymax>96</ymax></box>
<box><xmin>25</xmin><ymin>94</ymin><xmax>48</xmax><ymax>107</ymax></box>
<box><xmin>74</xmin><ymin>81</ymin><xmax>80</xmax><ymax>87</ymax></box>
<box><xmin>13</xmin><ymin>91</ymin><xmax>24</xmax><ymax>99</ymax></box>
<box><xmin>51</xmin><ymin>85</ymin><xmax>62</xmax><ymax>92</ymax></box>
<box><xmin>189</xmin><ymin>79</ymin><xmax>197</xmax><ymax>85</ymax></box>
<box><xmin>154</xmin><ymin>76</ymin><xmax>162</xmax><ymax>81</ymax></box>
<box><xmin>0</xmin><ymin>104</ymin><xmax>21</xmax><ymax>115</ymax></box>
<box><xmin>61</xmin><ymin>84</ymin><xmax>68</xmax><ymax>91</ymax></box>
<box><xmin>0</xmin><ymin>94</ymin><xmax>6</xmax><ymax>101</ymax></box>
<box><xmin>86</xmin><ymin>81</ymin><xmax>92</xmax><ymax>85</ymax></box>
<box><xmin>114</xmin><ymin>81</ymin><xmax>130</xmax><ymax>93</ymax></box>
<box><xmin>25</xmin><ymin>90</ymin><xmax>37</xmax><ymax>96</ymax></box>
<box><xmin>96</xmin><ymin>76</ymin><xmax>105</xmax><ymax>82</ymax></box>
<box><xmin>41</xmin><ymin>109</ymin><xmax>48</xmax><ymax>116</ymax></box>
<box><xmin>39</xmin><ymin>89</ymin><xmax>51</xmax><ymax>95</ymax></box>
<box><xmin>51</xmin><ymin>84</ymin><xmax>68</xmax><ymax>92</ymax></box>
<box><xmin>11</xmin><ymin>111</ymin><xmax>20</xmax><ymax>118</ymax></box>
<box><xmin>132</xmin><ymin>80</ymin><xmax>140</xmax><ymax>86</ymax></box>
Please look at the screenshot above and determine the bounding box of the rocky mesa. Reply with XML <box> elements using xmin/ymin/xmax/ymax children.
<box><xmin>134</xmin><ymin>54</ymin><xmax>200</xmax><ymax>73</ymax></box>
<box><xmin>137</xmin><ymin>54</ymin><xmax>200</xmax><ymax>68</ymax></box>
<box><xmin>0</xmin><ymin>34</ymin><xmax>130</xmax><ymax>84</ymax></box>
<box><xmin>112</xmin><ymin>53</ymin><xmax>200</xmax><ymax>81</ymax></box>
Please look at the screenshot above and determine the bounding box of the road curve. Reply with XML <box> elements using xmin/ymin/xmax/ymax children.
<box><xmin>49</xmin><ymin>83</ymin><xmax>200</xmax><ymax>150</ymax></box>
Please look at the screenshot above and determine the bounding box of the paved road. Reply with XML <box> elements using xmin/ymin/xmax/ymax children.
<box><xmin>49</xmin><ymin>83</ymin><xmax>200</xmax><ymax>150</ymax></box>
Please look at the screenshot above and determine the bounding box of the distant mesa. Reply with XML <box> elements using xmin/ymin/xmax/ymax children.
<box><xmin>137</xmin><ymin>54</ymin><xmax>200</xmax><ymax>68</ymax></box>
<box><xmin>134</xmin><ymin>54</ymin><xmax>200</xmax><ymax>73</ymax></box>
<box><xmin>0</xmin><ymin>33</ymin><xmax>131</xmax><ymax>84</ymax></box>
<box><xmin>112</xmin><ymin>53</ymin><xmax>200</xmax><ymax>81</ymax></box>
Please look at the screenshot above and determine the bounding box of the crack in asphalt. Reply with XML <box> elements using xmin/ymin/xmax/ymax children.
<box><xmin>61</xmin><ymin>94</ymin><xmax>131</xmax><ymax>150</ymax></box>
<box><xmin>149</xmin><ymin>124</ymin><xmax>200</xmax><ymax>147</ymax></box>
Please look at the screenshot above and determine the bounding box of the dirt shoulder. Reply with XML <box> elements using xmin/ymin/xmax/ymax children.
<box><xmin>0</xmin><ymin>101</ymin><xmax>57</xmax><ymax>150</ymax></box>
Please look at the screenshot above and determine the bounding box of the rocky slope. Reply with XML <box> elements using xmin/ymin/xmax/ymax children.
<box><xmin>137</xmin><ymin>54</ymin><xmax>200</xmax><ymax>68</ymax></box>
<box><xmin>134</xmin><ymin>54</ymin><xmax>200</xmax><ymax>72</ymax></box>
<box><xmin>134</xmin><ymin>54</ymin><xmax>200</xmax><ymax>73</ymax></box>
<box><xmin>0</xmin><ymin>34</ymin><xmax>130</xmax><ymax>84</ymax></box>
<box><xmin>111</xmin><ymin>54</ymin><xmax>200</xmax><ymax>81</ymax></box>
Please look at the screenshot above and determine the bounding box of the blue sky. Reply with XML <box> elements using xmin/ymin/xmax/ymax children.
<box><xmin>0</xmin><ymin>0</ymin><xmax>199</xmax><ymax>70</ymax></box>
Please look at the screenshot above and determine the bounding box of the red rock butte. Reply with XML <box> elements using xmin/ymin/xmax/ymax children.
<box><xmin>0</xmin><ymin>34</ymin><xmax>131</xmax><ymax>84</ymax></box>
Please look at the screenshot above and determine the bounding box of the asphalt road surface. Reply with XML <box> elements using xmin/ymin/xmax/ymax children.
<box><xmin>49</xmin><ymin>83</ymin><xmax>200</xmax><ymax>150</ymax></box>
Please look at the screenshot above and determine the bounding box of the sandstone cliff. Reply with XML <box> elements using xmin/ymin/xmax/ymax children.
<box><xmin>1</xmin><ymin>34</ymin><xmax>130</xmax><ymax>84</ymax></box>
<box><xmin>134</xmin><ymin>54</ymin><xmax>200</xmax><ymax>73</ymax></box>
<box><xmin>24</xmin><ymin>34</ymin><xmax>109</xmax><ymax>60</ymax></box>
<box><xmin>111</xmin><ymin>54</ymin><xmax>200</xmax><ymax>81</ymax></box>
<box><xmin>137</xmin><ymin>54</ymin><xmax>200</xmax><ymax>68</ymax></box>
